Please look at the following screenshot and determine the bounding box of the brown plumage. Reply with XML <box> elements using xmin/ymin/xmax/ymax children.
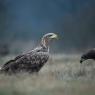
<box><xmin>0</xmin><ymin>33</ymin><xmax>58</xmax><ymax>74</ymax></box>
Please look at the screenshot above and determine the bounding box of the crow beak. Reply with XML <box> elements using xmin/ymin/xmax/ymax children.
<box><xmin>80</xmin><ymin>58</ymin><xmax>85</xmax><ymax>64</ymax></box>
<box><xmin>80</xmin><ymin>60</ymin><xmax>83</xmax><ymax>64</ymax></box>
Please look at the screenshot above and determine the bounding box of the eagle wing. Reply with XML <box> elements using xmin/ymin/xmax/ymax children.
<box><xmin>1</xmin><ymin>50</ymin><xmax>49</xmax><ymax>74</ymax></box>
<box><xmin>1</xmin><ymin>54</ymin><xmax>24</xmax><ymax>69</ymax></box>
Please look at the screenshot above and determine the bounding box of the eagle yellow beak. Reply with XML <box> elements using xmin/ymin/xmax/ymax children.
<box><xmin>50</xmin><ymin>34</ymin><xmax>58</xmax><ymax>39</ymax></box>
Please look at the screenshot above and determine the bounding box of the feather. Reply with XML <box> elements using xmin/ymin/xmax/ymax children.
<box><xmin>0</xmin><ymin>33</ymin><xmax>57</xmax><ymax>74</ymax></box>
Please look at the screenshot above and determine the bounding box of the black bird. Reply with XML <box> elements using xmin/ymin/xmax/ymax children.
<box><xmin>80</xmin><ymin>49</ymin><xmax>95</xmax><ymax>63</ymax></box>
<box><xmin>0</xmin><ymin>33</ymin><xmax>58</xmax><ymax>74</ymax></box>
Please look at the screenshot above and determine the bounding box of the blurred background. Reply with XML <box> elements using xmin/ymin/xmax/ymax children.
<box><xmin>0</xmin><ymin>1</ymin><xmax>95</xmax><ymax>95</ymax></box>
<box><xmin>0</xmin><ymin>0</ymin><xmax>95</xmax><ymax>55</ymax></box>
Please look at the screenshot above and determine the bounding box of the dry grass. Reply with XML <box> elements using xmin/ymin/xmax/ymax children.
<box><xmin>0</xmin><ymin>54</ymin><xmax>95</xmax><ymax>95</ymax></box>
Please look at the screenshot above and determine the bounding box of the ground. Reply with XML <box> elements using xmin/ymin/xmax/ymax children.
<box><xmin>0</xmin><ymin>54</ymin><xmax>95</xmax><ymax>95</ymax></box>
